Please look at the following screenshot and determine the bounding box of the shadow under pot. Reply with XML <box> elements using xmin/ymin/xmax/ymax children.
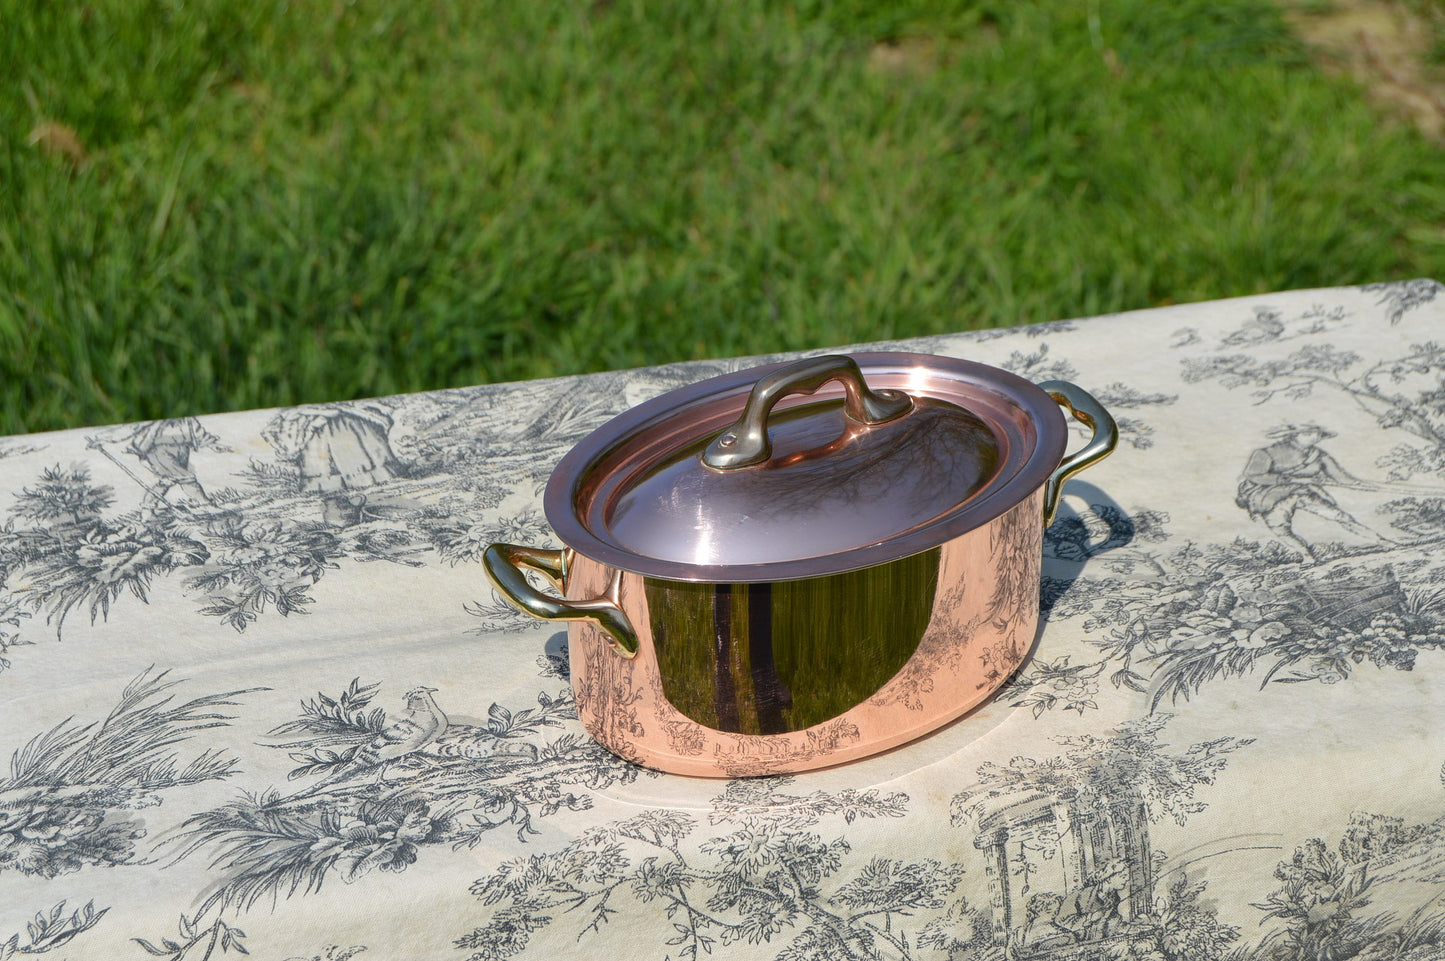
<box><xmin>484</xmin><ymin>352</ymin><xmax>1117</xmax><ymax>777</ymax></box>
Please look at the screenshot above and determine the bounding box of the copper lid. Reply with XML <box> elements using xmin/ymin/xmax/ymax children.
<box><xmin>544</xmin><ymin>352</ymin><xmax>1068</xmax><ymax>583</ymax></box>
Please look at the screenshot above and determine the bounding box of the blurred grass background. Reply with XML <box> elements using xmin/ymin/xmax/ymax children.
<box><xmin>3</xmin><ymin>0</ymin><xmax>1444</xmax><ymax>435</ymax></box>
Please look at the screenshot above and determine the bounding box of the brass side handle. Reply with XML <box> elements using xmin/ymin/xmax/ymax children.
<box><xmin>482</xmin><ymin>543</ymin><xmax>639</xmax><ymax>658</ymax></box>
<box><xmin>1037</xmin><ymin>380</ymin><xmax>1119</xmax><ymax>527</ymax></box>
<box><xmin>702</xmin><ymin>354</ymin><xmax>912</xmax><ymax>471</ymax></box>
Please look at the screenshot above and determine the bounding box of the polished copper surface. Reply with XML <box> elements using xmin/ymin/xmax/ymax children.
<box><xmin>607</xmin><ymin>398</ymin><xmax>999</xmax><ymax>566</ymax></box>
<box><xmin>545</xmin><ymin>352</ymin><xmax>1068</xmax><ymax>582</ymax></box>
<box><xmin>563</xmin><ymin>492</ymin><xmax>1045</xmax><ymax>777</ymax></box>
<box><xmin>643</xmin><ymin>547</ymin><xmax>943</xmax><ymax>734</ymax></box>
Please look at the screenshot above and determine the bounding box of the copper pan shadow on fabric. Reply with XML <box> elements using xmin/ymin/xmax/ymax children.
<box><xmin>484</xmin><ymin>353</ymin><xmax>1118</xmax><ymax>776</ymax></box>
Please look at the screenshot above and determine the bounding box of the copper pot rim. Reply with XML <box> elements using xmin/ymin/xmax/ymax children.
<box><xmin>543</xmin><ymin>352</ymin><xmax>1070</xmax><ymax>584</ymax></box>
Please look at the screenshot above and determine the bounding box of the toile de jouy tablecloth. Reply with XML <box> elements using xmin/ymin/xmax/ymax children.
<box><xmin>2</xmin><ymin>280</ymin><xmax>1444</xmax><ymax>961</ymax></box>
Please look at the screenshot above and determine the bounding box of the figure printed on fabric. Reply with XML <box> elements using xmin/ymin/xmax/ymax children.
<box><xmin>262</xmin><ymin>402</ymin><xmax>406</xmax><ymax>526</ymax></box>
<box><xmin>1235</xmin><ymin>424</ymin><xmax>1395</xmax><ymax>564</ymax></box>
<box><xmin>87</xmin><ymin>417</ymin><xmax>228</xmax><ymax>512</ymax></box>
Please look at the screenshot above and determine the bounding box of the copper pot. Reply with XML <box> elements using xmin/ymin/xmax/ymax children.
<box><xmin>484</xmin><ymin>353</ymin><xmax>1116</xmax><ymax>776</ymax></box>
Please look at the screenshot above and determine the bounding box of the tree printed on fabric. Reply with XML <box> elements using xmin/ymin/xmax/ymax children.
<box><xmin>0</xmin><ymin>465</ymin><xmax>207</xmax><ymax>640</ymax></box>
<box><xmin>1362</xmin><ymin>278</ymin><xmax>1443</xmax><ymax>324</ymax></box>
<box><xmin>951</xmin><ymin>714</ymin><xmax>1251</xmax><ymax>832</ymax></box>
<box><xmin>172</xmin><ymin>679</ymin><xmax>647</xmax><ymax>919</ymax></box>
<box><xmin>1182</xmin><ymin>304</ymin><xmax>1445</xmax><ymax>482</ymax></box>
<box><xmin>0</xmin><ymin>460</ymin><xmax>379</xmax><ymax>645</ymax></box>
<box><xmin>455</xmin><ymin>779</ymin><xmax>934</xmax><ymax>961</ymax></box>
<box><xmin>133</xmin><ymin>915</ymin><xmax>250</xmax><ymax>960</ymax></box>
<box><xmin>0</xmin><ymin>670</ymin><xmax>255</xmax><ymax>878</ymax></box>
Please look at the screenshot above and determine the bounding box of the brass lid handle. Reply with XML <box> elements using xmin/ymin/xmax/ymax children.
<box><xmin>702</xmin><ymin>354</ymin><xmax>913</xmax><ymax>471</ymax></box>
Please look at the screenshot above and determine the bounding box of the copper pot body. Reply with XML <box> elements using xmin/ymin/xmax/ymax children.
<box><xmin>560</xmin><ymin>492</ymin><xmax>1042</xmax><ymax>777</ymax></box>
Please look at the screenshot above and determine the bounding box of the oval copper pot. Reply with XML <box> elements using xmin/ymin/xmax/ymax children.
<box><xmin>484</xmin><ymin>354</ymin><xmax>1117</xmax><ymax>776</ymax></box>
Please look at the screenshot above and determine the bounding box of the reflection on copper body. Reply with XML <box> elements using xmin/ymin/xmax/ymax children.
<box><xmin>644</xmin><ymin>549</ymin><xmax>940</xmax><ymax>735</ymax></box>
<box><xmin>564</xmin><ymin>494</ymin><xmax>1043</xmax><ymax>778</ymax></box>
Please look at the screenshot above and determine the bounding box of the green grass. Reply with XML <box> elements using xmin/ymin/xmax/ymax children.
<box><xmin>2</xmin><ymin>0</ymin><xmax>1443</xmax><ymax>434</ymax></box>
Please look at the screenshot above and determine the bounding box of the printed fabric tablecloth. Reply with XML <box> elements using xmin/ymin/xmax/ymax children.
<box><xmin>1</xmin><ymin>280</ymin><xmax>1444</xmax><ymax>961</ymax></box>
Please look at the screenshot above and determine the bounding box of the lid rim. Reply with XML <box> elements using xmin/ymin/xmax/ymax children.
<box><xmin>543</xmin><ymin>352</ymin><xmax>1067</xmax><ymax>583</ymax></box>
